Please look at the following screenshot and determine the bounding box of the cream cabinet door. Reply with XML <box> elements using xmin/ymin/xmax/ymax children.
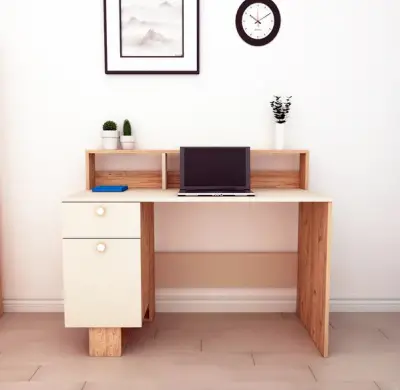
<box><xmin>63</xmin><ymin>239</ymin><xmax>142</xmax><ymax>328</ymax></box>
<box><xmin>62</xmin><ymin>203</ymin><xmax>141</xmax><ymax>238</ymax></box>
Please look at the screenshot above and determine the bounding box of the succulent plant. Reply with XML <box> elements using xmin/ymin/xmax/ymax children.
<box><xmin>103</xmin><ymin>121</ymin><xmax>117</xmax><ymax>131</ymax></box>
<box><xmin>123</xmin><ymin>119</ymin><xmax>132</xmax><ymax>136</ymax></box>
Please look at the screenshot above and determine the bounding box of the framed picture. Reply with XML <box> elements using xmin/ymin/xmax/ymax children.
<box><xmin>103</xmin><ymin>0</ymin><xmax>200</xmax><ymax>74</ymax></box>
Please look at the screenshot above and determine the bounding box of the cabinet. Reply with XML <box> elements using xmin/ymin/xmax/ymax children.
<box><xmin>62</xmin><ymin>201</ymin><xmax>155</xmax><ymax>356</ymax></box>
<box><xmin>63</xmin><ymin>239</ymin><xmax>142</xmax><ymax>327</ymax></box>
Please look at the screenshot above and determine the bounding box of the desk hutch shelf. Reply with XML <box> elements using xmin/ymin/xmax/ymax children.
<box><xmin>86</xmin><ymin>149</ymin><xmax>310</xmax><ymax>191</ymax></box>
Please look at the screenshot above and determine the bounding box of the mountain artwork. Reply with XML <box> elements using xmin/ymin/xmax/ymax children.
<box><xmin>104</xmin><ymin>0</ymin><xmax>198</xmax><ymax>74</ymax></box>
<box><xmin>120</xmin><ymin>0</ymin><xmax>183</xmax><ymax>57</ymax></box>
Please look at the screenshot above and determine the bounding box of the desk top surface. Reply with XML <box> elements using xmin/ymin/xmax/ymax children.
<box><xmin>63</xmin><ymin>189</ymin><xmax>332</xmax><ymax>203</ymax></box>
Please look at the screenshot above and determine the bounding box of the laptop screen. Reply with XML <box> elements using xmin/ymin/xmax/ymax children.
<box><xmin>180</xmin><ymin>147</ymin><xmax>251</xmax><ymax>190</ymax></box>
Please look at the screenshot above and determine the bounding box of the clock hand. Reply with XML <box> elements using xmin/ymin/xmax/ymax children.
<box><xmin>259</xmin><ymin>13</ymin><xmax>271</xmax><ymax>22</ymax></box>
<box><xmin>249</xmin><ymin>14</ymin><xmax>261</xmax><ymax>24</ymax></box>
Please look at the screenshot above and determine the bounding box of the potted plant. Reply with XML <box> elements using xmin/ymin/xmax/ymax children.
<box><xmin>102</xmin><ymin>121</ymin><xmax>119</xmax><ymax>150</ymax></box>
<box><xmin>120</xmin><ymin>119</ymin><xmax>135</xmax><ymax>150</ymax></box>
<box><xmin>270</xmin><ymin>96</ymin><xmax>292</xmax><ymax>150</ymax></box>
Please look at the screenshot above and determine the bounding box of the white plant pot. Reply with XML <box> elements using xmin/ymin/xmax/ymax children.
<box><xmin>102</xmin><ymin>130</ymin><xmax>119</xmax><ymax>150</ymax></box>
<box><xmin>274</xmin><ymin>123</ymin><xmax>285</xmax><ymax>150</ymax></box>
<box><xmin>120</xmin><ymin>135</ymin><xmax>135</xmax><ymax>150</ymax></box>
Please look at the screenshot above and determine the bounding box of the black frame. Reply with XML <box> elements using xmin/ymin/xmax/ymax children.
<box><xmin>235</xmin><ymin>0</ymin><xmax>281</xmax><ymax>47</ymax></box>
<box><xmin>104</xmin><ymin>0</ymin><xmax>200</xmax><ymax>75</ymax></box>
<box><xmin>180</xmin><ymin>147</ymin><xmax>251</xmax><ymax>191</ymax></box>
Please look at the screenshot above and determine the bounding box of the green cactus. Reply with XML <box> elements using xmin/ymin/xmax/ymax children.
<box><xmin>103</xmin><ymin>121</ymin><xmax>117</xmax><ymax>131</ymax></box>
<box><xmin>123</xmin><ymin>119</ymin><xmax>132</xmax><ymax>136</ymax></box>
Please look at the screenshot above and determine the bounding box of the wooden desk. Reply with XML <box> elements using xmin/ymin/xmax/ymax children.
<box><xmin>61</xmin><ymin>150</ymin><xmax>332</xmax><ymax>358</ymax></box>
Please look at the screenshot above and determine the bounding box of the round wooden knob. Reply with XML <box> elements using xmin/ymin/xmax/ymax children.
<box><xmin>96</xmin><ymin>207</ymin><xmax>105</xmax><ymax>216</ymax></box>
<box><xmin>96</xmin><ymin>243</ymin><xmax>106</xmax><ymax>253</ymax></box>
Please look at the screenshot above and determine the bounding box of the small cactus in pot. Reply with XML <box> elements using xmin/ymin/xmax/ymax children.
<box><xmin>101</xmin><ymin>120</ymin><xmax>119</xmax><ymax>150</ymax></box>
<box><xmin>120</xmin><ymin>119</ymin><xmax>135</xmax><ymax>150</ymax></box>
<box><xmin>101</xmin><ymin>121</ymin><xmax>119</xmax><ymax>150</ymax></box>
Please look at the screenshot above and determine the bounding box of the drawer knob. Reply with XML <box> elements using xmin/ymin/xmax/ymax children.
<box><xmin>96</xmin><ymin>243</ymin><xmax>106</xmax><ymax>253</ymax></box>
<box><xmin>96</xmin><ymin>207</ymin><xmax>106</xmax><ymax>216</ymax></box>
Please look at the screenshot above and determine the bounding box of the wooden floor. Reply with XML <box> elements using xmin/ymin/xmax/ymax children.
<box><xmin>1</xmin><ymin>313</ymin><xmax>400</xmax><ymax>389</ymax></box>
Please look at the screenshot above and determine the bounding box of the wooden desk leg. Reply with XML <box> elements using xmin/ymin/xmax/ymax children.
<box><xmin>142</xmin><ymin>203</ymin><xmax>155</xmax><ymax>322</ymax></box>
<box><xmin>297</xmin><ymin>202</ymin><xmax>332</xmax><ymax>357</ymax></box>
<box><xmin>89</xmin><ymin>328</ymin><xmax>122</xmax><ymax>357</ymax></box>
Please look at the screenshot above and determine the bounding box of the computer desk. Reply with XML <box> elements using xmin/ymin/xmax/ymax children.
<box><xmin>61</xmin><ymin>150</ymin><xmax>332</xmax><ymax>358</ymax></box>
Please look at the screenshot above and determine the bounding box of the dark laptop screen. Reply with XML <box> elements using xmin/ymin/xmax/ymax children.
<box><xmin>180</xmin><ymin>147</ymin><xmax>250</xmax><ymax>190</ymax></box>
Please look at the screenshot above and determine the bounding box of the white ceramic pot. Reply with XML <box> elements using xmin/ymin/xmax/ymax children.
<box><xmin>120</xmin><ymin>135</ymin><xmax>135</xmax><ymax>150</ymax></box>
<box><xmin>274</xmin><ymin>123</ymin><xmax>285</xmax><ymax>150</ymax></box>
<box><xmin>102</xmin><ymin>130</ymin><xmax>119</xmax><ymax>150</ymax></box>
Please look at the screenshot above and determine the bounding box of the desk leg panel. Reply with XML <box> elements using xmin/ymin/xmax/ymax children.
<box><xmin>142</xmin><ymin>202</ymin><xmax>155</xmax><ymax>322</ymax></box>
<box><xmin>297</xmin><ymin>202</ymin><xmax>332</xmax><ymax>357</ymax></box>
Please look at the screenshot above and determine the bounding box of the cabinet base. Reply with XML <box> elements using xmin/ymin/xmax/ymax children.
<box><xmin>89</xmin><ymin>328</ymin><xmax>122</xmax><ymax>357</ymax></box>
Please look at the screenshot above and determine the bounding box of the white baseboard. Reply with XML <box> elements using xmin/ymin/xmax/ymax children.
<box><xmin>330</xmin><ymin>299</ymin><xmax>400</xmax><ymax>312</ymax></box>
<box><xmin>3</xmin><ymin>300</ymin><xmax>64</xmax><ymax>313</ymax></box>
<box><xmin>3</xmin><ymin>289</ymin><xmax>400</xmax><ymax>313</ymax></box>
<box><xmin>156</xmin><ymin>288</ymin><xmax>297</xmax><ymax>313</ymax></box>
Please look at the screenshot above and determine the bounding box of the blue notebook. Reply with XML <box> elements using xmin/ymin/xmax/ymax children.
<box><xmin>92</xmin><ymin>185</ymin><xmax>128</xmax><ymax>192</ymax></box>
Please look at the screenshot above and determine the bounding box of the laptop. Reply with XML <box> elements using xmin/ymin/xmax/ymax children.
<box><xmin>178</xmin><ymin>147</ymin><xmax>255</xmax><ymax>197</ymax></box>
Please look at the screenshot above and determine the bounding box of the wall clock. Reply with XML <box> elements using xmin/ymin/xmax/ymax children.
<box><xmin>236</xmin><ymin>0</ymin><xmax>281</xmax><ymax>47</ymax></box>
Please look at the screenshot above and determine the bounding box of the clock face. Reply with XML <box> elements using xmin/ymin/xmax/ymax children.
<box><xmin>242</xmin><ymin>3</ymin><xmax>275</xmax><ymax>40</ymax></box>
<box><xmin>236</xmin><ymin>0</ymin><xmax>281</xmax><ymax>46</ymax></box>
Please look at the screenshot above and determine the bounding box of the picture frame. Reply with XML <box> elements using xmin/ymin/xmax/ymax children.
<box><xmin>103</xmin><ymin>0</ymin><xmax>200</xmax><ymax>74</ymax></box>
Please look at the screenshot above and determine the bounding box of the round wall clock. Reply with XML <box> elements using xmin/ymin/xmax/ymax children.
<box><xmin>236</xmin><ymin>0</ymin><xmax>281</xmax><ymax>47</ymax></box>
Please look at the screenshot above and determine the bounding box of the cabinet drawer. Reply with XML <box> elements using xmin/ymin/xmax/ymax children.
<box><xmin>63</xmin><ymin>239</ymin><xmax>142</xmax><ymax>328</ymax></box>
<box><xmin>62</xmin><ymin>203</ymin><xmax>141</xmax><ymax>238</ymax></box>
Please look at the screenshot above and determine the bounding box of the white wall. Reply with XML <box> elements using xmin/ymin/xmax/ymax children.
<box><xmin>1</xmin><ymin>0</ymin><xmax>400</xmax><ymax>303</ymax></box>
